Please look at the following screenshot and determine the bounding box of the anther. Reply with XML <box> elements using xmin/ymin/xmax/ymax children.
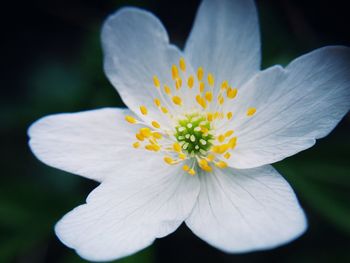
<box><xmin>136</xmin><ymin>133</ymin><xmax>144</xmax><ymax>141</ymax></box>
<box><xmin>140</xmin><ymin>127</ymin><xmax>152</xmax><ymax>138</ymax></box>
<box><xmin>225</xmin><ymin>130</ymin><xmax>234</xmax><ymax>137</ymax></box>
<box><xmin>188</xmin><ymin>169</ymin><xmax>196</xmax><ymax>176</ymax></box>
<box><xmin>140</xmin><ymin>105</ymin><xmax>148</xmax><ymax>115</ymax></box>
<box><xmin>224</xmin><ymin>152</ymin><xmax>231</xmax><ymax>159</ymax></box>
<box><xmin>154</xmin><ymin>98</ymin><xmax>161</xmax><ymax>107</ymax></box>
<box><xmin>164</xmin><ymin>85</ymin><xmax>171</xmax><ymax>95</ymax></box>
<box><xmin>197</xmin><ymin>67</ymin><xmax>204</xmax><ymax>81</ymax></box>
<box><xmin>125</xmin><ymin>115</ymin><xmax>136</xmax><ymax>124</ymax></box>
<box><xmin>227</xmin><ymin>87</ymin><xmax>238</xmax><ymax>99</ymax></box>
<box><xmin>161</xmin><ymin>107</ymin><xmax>168</xmax><ymax>113</ymax></box>
<box><xmin>187</xmin><ymin>75</ymin><xmax>194</xmax><ymax>88</ymax></box>
<box><xmin>173</xmin><ymin>142</ymin><xmax>181</xmax><ymax>152</ymax></box>
<box><xmin>205</xmin><ymin>91</ymin><xmax>213</xmax><ymax>102</ymax></box>
<box><xmin>132</xmin><ymin>142</ymin><xmax>140</xmax><ymax>148</ymax></box>
<box><xmin>247</xmin><ymin>107</ymin><xmax>256</xmax><ymax>116</ymax></box>
<box><xmin>164</xmin><ymin>156</ymin><xmax>174</xmax><ymax>165</ymax></box>
<box><xmin>172</xmin><ymin>96</ymin><xmax>182</xmax><ymax>105</ymax></box>
<box><xmin>215</xmin><ymin>161</ymin><xmax>228</xmax><ymax>169</ymax></box>
<box><xmin>172</xmin><ymin>65</ymin><xmax>179</xmax><ymax>79</ymax></box>
<box><xmin>175</xmin><ymin>78</ymin><xmax>182</xmax><ymax>90</ymax></box>
<box><xmin>152</xmin><ymin>132</ymin><xmax>162</xmax><ymax>139</ymax></box>
<box><xmin>153</xmin><ymin>75</ymin><xmax>160</xmax><ymax>88</ymax></box>
<box><xmin>221</xmin><ymin>81</ymin><xmax>229</xmax><ymax>90</ymax></box>
<box><xmin>179</xmin><ymin>58</ymin><xmax>186</xmax><ymax>71</ymax></box>
<box><xmin>208</xmin><ymin>73</ymin><xmax>214</xmax><ymax>87</ymax></box>
<box><xmin>199</xmin><ymin>82</ymin><xmax>205</xmax><ymax>93</ymax></box>
<box><xmin>151</xmin><ymin>121</ymin><xmax>160</xmax><ymax>129</ymax></box>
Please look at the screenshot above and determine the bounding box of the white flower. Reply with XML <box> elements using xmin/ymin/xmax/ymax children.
<box><xmin>28</xmin><ymin>0</ymin><xmax>350</xmax><ymax>261</ymax></box>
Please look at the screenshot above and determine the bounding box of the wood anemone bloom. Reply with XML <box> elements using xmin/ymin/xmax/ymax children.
<box><xmin>28</xmin><ymin>0</ymin><xmax>350</xmax><ymax>261</ymax></box>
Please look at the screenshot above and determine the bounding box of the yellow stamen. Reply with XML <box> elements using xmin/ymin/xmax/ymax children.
<box><xmin>215</xmin><ymin>161</ymin><xmax>228</xmax><ymax>169</ymax></box>
<box><xmin>198</xmin><ymin>158</ymin><xmax>212</xmax><ymax>172</ymax></box>
<box><xmin>164</xmin><ymin>85</ymin><xmax>171</xmax><ymax>95</ymax></box>
<box><xmin>172</xmin><ymin>96</ymin><xmax>182</xmax><ymax>105</ymax></box>
<box><xmin>153</xmin><ymin>75</ymin><xmax>160</xmax><ymax>88</ymax></box>
<box><xmin>152</xmin><ymin>132</ymin><xmax>162</xmax><ymax>139</ymax></box>
<box><xmin>207</xmin><ymin>112</ymin><xmax>213</xmax><ymax>122</ymax></box>
<box><xmin>172</xmin><ymin>65</ymin><xmax>179</xmax><ymax>79</ymax></box>
<box><xmin>227</xmin><ymin>112</ymin><xmax>233</xmax><ymax>120</ymax></box>
<box><xmin>187</xmin><ymin>75</ymin><xmax>194</xmax><ymax>89</ymax></box>
<box><xmin>173</xmin><ymin>142</ymin><xmax>181</xmax><ymax>152</ymax></box>
<box><xmin>227</xmin><ymin>87</ymin><xmax>238</xmax><ymax>99</ymax></box>
<box><xmin>154</xmin><ymin>98</ymin><xmax>161</xmax><ymax>107</ymax></box>
<box><xmin>152</xmin><ymin>144</ymin><xmax>161</xmax><ymax>151</ymax></box>
<box><xmin>218</xmin><ymin>96</ymin><xmax>224</xmax><ymax>105</ymax></box>
<box><xmin>136</xmin><ymin>133</ymin><xmax>144</xmax><ymax>141</ymax></box>
<box><xmin>199</xmin><ymin>158</ymin><xmax>209</xmax><ymax>167</ymax></box>
<box><xmin>179</xmin><ymin>153</ymin><xmax>186</xmax><ymax>160</ymax></box>
<box><xmin>224</xmin><ymin>130</ymin><xmax>234</xmax><ymax>137</ymax></box>
<box><xmin>228</xmin><ymin>137</ymin><xmax>237</xmax><ymax>149</ymax></box>
<box><xmin>207</xmin><ymin>154</ymin><xmax>215</xmax><ymax>162</ymax></box>
<box><xmin>179</xmin><ymin>58</ymin><xmax>186</xmax><ymax>71</ymax></box>
<box><xmin>132</xmin><ymin>142</ymin><xmax>140</xmax><ymax>148</ymax></box>
<box><xmin>175</xmin><ymin>78</ymin><xmax>182</xmax><ymax>90</ymax></box>
<box><xmin>161</xmin><ymin>106</ymin><xmax>169</xmax><ymax>113</ymax></box>
<box><xmin>125</xmin><ymin>115</ymin><xmax>136</xmax><ymax>124</ymax></box>
<box><xmin>145</xmin><ymin>144</ymin><xmax>154</xmax><ymax>151</ymax></box>
<box><xmin>218</xmin><ymin>134</ymin><xmax>225</xmax><ymax>143</ymax></box>
<box><xmin>197</xmin><ymin>67</ymin><xmax>204</xmax><ymax>81</ymax></box>
<box><xmin>212</xmin><ymin>144</ymin><xmax>229</xmax><ymax>154</ymax></box>
<box><xmin>208</xmin><ymin>73</ymin><xmax>214</xmax><ymax>87</ymax></box>
<box><xmin>140</xmin><ymin>105</ymin><xmax>148</xmax><ymax>115</ymax></box>
<box><xmin>221</xmin><ymin>81</ymin><xmax>229</xmax><ymax>91</ymax></box>
<box><xmin>140</xmin><ymin>127</ymin><xmax>151</xmax><ymax>138</ymax></box>
<box><xmin>205</xmin><ymin>91</ymin><xmax>213</xmax><ymax>102</ymax></box>
<box><xmin>199</xmin><ymin>82</ymin><xmax>205</xmax><ymax>93</ymax></box>
<box><xmin>183</xmin><ymin>165</ymin><xmax>190</xmax><ymax>171</ymax></box>
<box><xmin>196</xmin><ymin>95</ymin><xmax>207</xmax><ymax>109</ymax></box>
<box><xmin>151</xmin><ymin>121</ymin><xmax>160</xmax><ymax>129</ymax></box>
<box><xmin>247</xmin><ymin>107</ymin><xmax>256</xmax><ymax>116</ymax></box>
<box><xmin>224</xmin><ymin>152</ymin><xmax>231</xmax><ymax>159</ymax></box>
<box><xmin>188</xmin><ymin>169</ymin><xmax>196</xmax><ymax>176</ymax></box>
<box><xmin>164</xmin><ymin>156</ymin><xmax>174</xmax><ymax>165</ymax></box>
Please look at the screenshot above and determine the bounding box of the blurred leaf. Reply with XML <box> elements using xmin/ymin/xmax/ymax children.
<box><xmin>0</xmin><ymin>176</ymin><xmax>84</xmax><ymax>262</ymax></box>
<box><xmin>275</xmin><ymin>136</ymin><xmax>350</xmax><ymax>234</ymax></box>
<box><xmin>62</xmin><ymin>246</ymin><xmax>154</xmax><ymax>263</ymax></box>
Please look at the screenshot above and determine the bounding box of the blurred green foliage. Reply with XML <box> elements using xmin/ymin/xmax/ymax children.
<box><xmin>1</xmin><ymin>0</ymin><xmax>349</xmax><ymax>262</ymax></box>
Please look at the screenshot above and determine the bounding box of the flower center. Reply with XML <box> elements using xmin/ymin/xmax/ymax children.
<box><xmin>175</xmin><ymin>114</ymin><xmax>213</xmax><ymax>156</ymax></box>
<box><xmin>124</xmin><ymin>57</ymin><xmax>257</xmax><ymax>176</ymax></box>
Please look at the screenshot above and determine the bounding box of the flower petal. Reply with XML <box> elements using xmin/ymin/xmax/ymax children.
<box><xmin>28</xmin><ymin>108</ymin><xmax>148</xmax><ymax>182</ymax></box>
<box><xmin>102</xmin><ymin>8</ymin><xmax>195</xmax><ymax>127</ymax></box>
<box><xmin>185</xmin><ymin>166</ymin><xmax>306</xmax><ymax>252</ymax></box>
<box><xmin>185</xmin><ymin>0</ymin><xmax>260</xmax><ymax>87</ymax></box>
<box><xmin>55</xmin><ymin>157</ymin><xmax>199</xmax><ymax>261</ymax></box>
<box><xmin>226</xmin><ymin>46</ymin><xmax>350</xmax><ymax>168</ymax></box>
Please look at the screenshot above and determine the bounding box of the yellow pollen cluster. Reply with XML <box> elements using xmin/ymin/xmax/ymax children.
<box><xmin>124</xmin><ymin>57</ymin><xmax>257</xmax><ymax>176</ymax></box>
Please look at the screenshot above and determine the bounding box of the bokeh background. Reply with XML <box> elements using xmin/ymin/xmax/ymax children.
<box><xmin>1</xmin><ymin>0</ymin><xmax>350</xmax><ymax>262</ymax></box>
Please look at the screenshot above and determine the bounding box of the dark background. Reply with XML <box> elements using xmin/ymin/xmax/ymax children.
<box><xmin>1</xmin><ymin>0</ymin><xmax>350</xmax><ymax>262</ymax></box>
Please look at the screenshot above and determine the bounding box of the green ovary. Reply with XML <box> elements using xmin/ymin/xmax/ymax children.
<box><xmin>175</xmin><ymin>114</ymin><xmax>213</xmax><ymax>156</ymax></box>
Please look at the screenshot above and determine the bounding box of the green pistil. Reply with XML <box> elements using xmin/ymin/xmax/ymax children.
<box><xmin>175</xmin><ymin>114</ymin><xmax>213</xmax><ymax>156</ymax></box>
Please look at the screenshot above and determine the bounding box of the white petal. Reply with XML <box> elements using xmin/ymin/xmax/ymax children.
<box><xmin>55</xmin><ymin>157</ymin><xmax>199</xmax><ymax>261</ymax></box>
<box><xmin>28</xmin><ymin>108</ymin><xmax>146</xmax><ymax>182</ymax></box>
<box><xmin>227</xmin><ymin>46</ymin><xmax>350</xmax><ymax>168</ymax></box>
<box><xmin>102</xmin><ymin>8</ymin><xmax>196</xmax><ymax>126</ymax></box>
<box><xmin>186</xmin><ymin>166</ymin><xmax>306</xmax><ymax>253</ymax></box>
<box><xmin>185</xmin><ymin>0</ymin><xmax>260</xmax><ymax>87</ymax></box>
